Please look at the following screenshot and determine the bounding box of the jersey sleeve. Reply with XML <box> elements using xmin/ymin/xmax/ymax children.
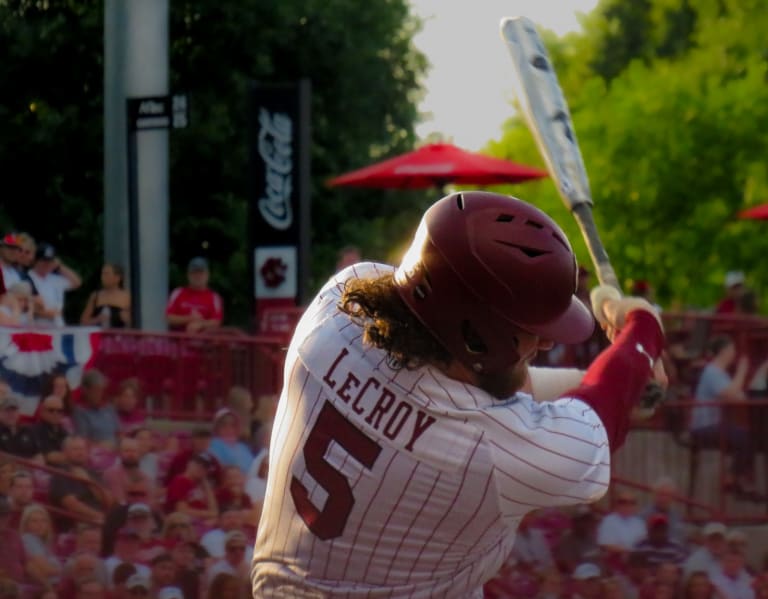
<box><xmin>561</xmin><ymin>310</ymin><xmax>665</xmax><ymax>452</ymax></box>
<box><xmin>479</xmin><ymin>394</ymin><xmax>611</xmax><ymax>517</ymax></box>
<box><xmin>165</xmin><ymin>288</ymin><xmax>184</xmax><ymax>315</ymax></box>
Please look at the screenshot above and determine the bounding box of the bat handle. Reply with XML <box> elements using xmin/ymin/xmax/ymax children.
<box><xmin>571</xmin><ymin>204</ymin><xmax>620</xmax><ymax>291</ymax></box>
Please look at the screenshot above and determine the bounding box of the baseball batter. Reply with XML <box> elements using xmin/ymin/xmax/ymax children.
<box><xmin>251</xmin><ymin>192</ymin><xmax>665</xmax><ymax>598</ymax></box>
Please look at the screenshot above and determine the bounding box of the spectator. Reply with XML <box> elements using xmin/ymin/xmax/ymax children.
<box><xmin>149</xmin><ymin>553</ymin><xmax>177</xmax><ymax>595</ymax></box>
<box><xmin>20</xmin><ymin>503</ymin><xmax>62</xmax><ymax>586</ymax></box>
<box><xmin>0</xmin><ymin>393</ymin><xmax>39</xmax><ymax>459</ymax></box>
<box><xmin>125</xmin><ymin>503</ymin><xmax>165</xmax><ymax>563</ymax></box>
<box><xmin>655</xmin><ymin>562</ymin><xmax>683</xmax><ymax>596</ymax></box>
<box><xmin>0</xmin><ymin>496</ymin><xmax>26</xmax><ymax>584</ymax></box>
<box><xmin>102</xmin><ymin>437</ymin><xmax>154</xmax><ymax>505</ymax></box>
<box><xmin>571</xmin><ymin>562</ymin><xmax>604</xmax><ymax>599</ymax></box>
<box><xmin>710</xmin><ymin>548</ymin><xmax>754</xmax><ymax>599</ymax></box>
<box><xmin>27</xmin><ymin>243</ymin><xmax>82</xmax><ymax>326</ymax></box>
<box><xmin>716</xmin><ymin>271</ymin><xmax>747</xmax><ymax>314</ymax></box>
<box><xmin>200</xmin><ymin>506</ymin><xmax>253</xmax><ymax>562</ymax></box>
<box><xmin>165</xmin><ymin>257</ymin><xmax>223</xmax><ymax>333</ymax></box>
<box><xmin>631</xmin><ymin>514</ymin><xmax>689</xmax><ymax>566</ymax></box>
<box><xmin>205</xmin><ymin>572</ymin><xmax>241</xmax><ymax>599</ymax></box>
<box><xmin>49</xmin><ymin>436</ymin><xmax>111</xmax><ymax>526</ymax></box>
<box><xmin>683</xmin><ymin>522</ymin><xmax>728</xmax><ymax>579</ymax></box>
<box><xmin>215</xmin><ymin>466</ymin><xmax>254</xmax><ymax>521</ymax></box>
<box><xmin>164</xmin><ymin>454</ymin><xmax>218</xmax><ymax>525</ymax></box>
<box><xmin>58</xmin><ymin>551</ymin><xmax>108</xmax><ymax>599</ymax></box>
<box><xmin>79</xmin><ymin>263</ymin><xmax>131</xmax><ymax>329</ymax></box>
<box><xmin>160</xmin><ymin>513</ymin><xmax>202</xmax><ymax>554</ymax></box>
<box><xmin>113</xmin><ymin>380</ymin><xmax>145</xmax><ymax>433</ymax></box>
<box><xmin>15</xmin><ymin>233</ymin><xmax>36</xmax><ymax>273</ymax></box>
<box><xmin>123</xmin><ymin>573</ymin><xmax>150</xmax><ymax>598</ymax></box>
<box><xmin>104</xmin><ymin>528</ymin><xmax>151</xmax><ymax>587</ymax></box>
<box><xmin>164</xmin><ymin>429</ymin><xmax>221</xmax><ymax>486</ymax></box>
<box><xmin>691</xmin><ymin>335</ymin><xmax>755</xmax><ymax>496</ymax></box>
<box><xmin>129</xmin><ymin>428</ymin><xmax>158</xmax><ymax>490</ymax></box>
<box><xmin>597</xmin><ymin>491</ymin><xmax>647</xmax><ymax>565</ymax></box>
<box><xmin>335</xmin><ymin>245</ymin><xmax>362</xmax><ymax>273</ymax></box>
<box><xmin>72</xmin><ymin>369</ymin><xmax>120</xmax><ymax>450</ymax></box>
<box><xmin>684</xmin><ymin>571</ymin><xmax>719</xmax><ymax>599</ymax></box>
<box><xmin>40</xmin><ymin>373</ymin><xmax>74</xmax><ymax>428</ymax></box>
<box><xmin>206</xmin><ymin>530</ymin><xmax>249</xmax><ymax>586</ymax></box>
<box><xmin>73</xmin><ymin>523</ymin><xmax>102</xmax><ymax>557</ymax></box>
<box><xmin>225</xmin><ymin>386</ymin><xmax>254</xmax><ymax>444</ymax></box>
<box><xmin>100</xmin><ymin>479</ymin><xmax>161</xmax><ymax>557</ymax></box>
<box><xmin>33</xmin><ymin>394</ymin><xmax>70</xmax><ymax>466</ymax></box>
<box><xmin>169</xmin><ymin>539</ymin><xmax>204</xmax><ymax>599</ymax></box>
<box><xmin>0</xmin><ymin>234</ymin><xmax>23</xmax><ymax>288</ymax></box>
<box><xmin>0</xmin><ymin>281</ymin><xmax>34</xmax><ymax>326</ymax></box>
<box><xmin>727</xmin><ymin>530</ymin><xmax>754</xmax><ymax>572</ymax></box>
<box><xmin>208</xmin><ymin>408</ymin><xmax>253</xmax><ymax>475</ymax></box>
<box><xmin>7</xmin><ymin>470</ymin><xmax>35</xmax><ymax>520</ymax></box>
<box><xmin>554</xmin><ymin>505</ymin><xmax>601</xmax><ymax>574</ymax></box>
<box><xmin>640</xmin><ymin>476</ymin><xmax>686</xmax><ymax>545</ymax></box>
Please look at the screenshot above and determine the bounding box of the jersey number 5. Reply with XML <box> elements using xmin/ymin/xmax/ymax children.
<box><xmin>290</xmin><ymin>401</ymin><xmax>382</xmax><ymax>540</ymax></box>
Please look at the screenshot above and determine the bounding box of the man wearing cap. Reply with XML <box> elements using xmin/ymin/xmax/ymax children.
<box><xmin>208</xmin><ymin>408</ymin><xmax>254</xmax><ymax>474</ymax></box>
<box><xmin>716</xmin><ymin>271</ymin><xmax>747</xmax><ymax>314</ymax></box>
<box><xmin>0</xmin><ymin>233</ymin><xmax>23</xmax><ymax>289</ymax></box>
<box><xmin>639</xmin><ymin>476</ymin><xmax>686</xmax><ymax>545</ymax></box>
<box><xmin>630</xmin><ymin>513</ymin><xmax>688</xmax><ymax>566</ymax></box>
<box><xmin>201</xmin><ymin>505</ymin><xmax>253</xmax><ymax>562</ymax></box>
<box><xmin>165</xmin><ymin>257</ymin><xmax>223</xmax><ymax>333</ymax></box>
<box><xmin>597</xmin><ymin>492</ymin><xmax>647</xmax><ymax>563</ymax></box>
<box><xmin>124</xmin><ymin>573</ymin><xmax>151</xmax><ymax>597</ymax></box>
<box><xmin>0</xmin><ymin>394</ymin><xmax>39</xmax><ymax>459</ymax></box>
<box><xmin>683</xmin><ymin>522</ymin><xmax>729</xmax><ymax>579</ymax></box>
<box><xmin>72</xmin><ymin>369</ymin><xmax>121</xmax><ymax>450</ymax></box>
<box><xmin>26</xmin><ymin>242</ymin><xmax>81</xmax><ymax>326</ymax></box>
<box><xmin>206</xmin><ymin>530</ymin><xmax>250</xmax><ymax>584</ymax></box>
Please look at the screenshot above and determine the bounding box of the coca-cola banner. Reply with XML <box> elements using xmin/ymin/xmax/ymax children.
<box><xmin>249</xmin><ymin>80</ymin><xmax>311</xmax><ymax>333</ymax></box>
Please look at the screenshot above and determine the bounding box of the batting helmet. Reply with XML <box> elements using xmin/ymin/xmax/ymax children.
<box><xmin>394</xmin><ymin>191</ymin><xmax>593</xmax><ymax>374</ymax></box>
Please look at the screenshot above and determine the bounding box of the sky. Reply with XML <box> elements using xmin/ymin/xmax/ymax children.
<box><xmin>409</xmin><ymin>0</ymin><xmax>599</xmax><ymax>150</ymax></box>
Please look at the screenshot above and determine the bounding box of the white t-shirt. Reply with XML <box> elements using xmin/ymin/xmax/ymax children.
<box><xmin>28</xmin><ymin>271</ymin><xmax>72</xmax><ymax>326</ymax></box>
<box><xmin>1</xmin><ymin>264</ymin><xmax>22</xmax><ymax>288</ymax></box>
<box><xmin>252</xmin><ymin>263</ymin><xmax>612</xmax><ymax>599</ymax></box>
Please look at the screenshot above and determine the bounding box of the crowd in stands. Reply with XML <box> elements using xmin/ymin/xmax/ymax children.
<box><xmin>0</xmin><ymin>231</ymin><xmax>223</xmax><ymax>333</ymax></box>
<box><xmin>0</xmin><ymin>368</ymin><xmax>275</xmax><ymax>598</ymax></box>
<box><xmin>484</xmin><ymin>477</ymin><xmax>766</xmax><ymax>599</ymax></box>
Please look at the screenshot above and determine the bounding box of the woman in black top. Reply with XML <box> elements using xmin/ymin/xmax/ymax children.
<box><xmin>79</xmin><ymin>263</ymin><xmax>131</xmax><ymax>328</ymax></box>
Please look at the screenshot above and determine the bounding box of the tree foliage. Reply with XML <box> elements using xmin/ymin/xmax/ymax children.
<box><xmin>0</xmin><ymin>0</ymin><xmax>428</xmax><ymax>324</ymax></box>
<box><xmin>489</xmin><ymin>0</ymin><xmax>768</xmax><ymax>310</ymax></box>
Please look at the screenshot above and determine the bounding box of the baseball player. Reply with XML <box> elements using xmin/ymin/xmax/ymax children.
<box><xmin>251</xmin><ymin>191</ymin><xmax>666</xmax><ymax>598</ymax></box>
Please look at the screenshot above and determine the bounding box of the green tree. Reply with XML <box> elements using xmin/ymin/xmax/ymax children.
<box><xmin>0</xmin><ymin>0</ymin><xmax>427</xmax><ymax>325</ymax></box>
<box><xmin>491</xmin><ymin>0</ymin><xmax>768</xmax><ymax>310</ymax></box>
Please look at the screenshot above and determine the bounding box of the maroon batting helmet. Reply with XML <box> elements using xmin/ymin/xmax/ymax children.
<box><xmin>394</xmin><ymin>191</ymin><xmax>593</xmax><ymax>374</ymax></box>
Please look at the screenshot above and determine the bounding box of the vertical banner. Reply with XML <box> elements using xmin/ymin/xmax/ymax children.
<box><xmin>249</xmin><ymin>80</ymin><xmax>311</xmax><ymax>340</ymax></box>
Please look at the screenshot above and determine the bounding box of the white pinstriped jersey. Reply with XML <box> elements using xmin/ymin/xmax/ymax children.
<box><xmin>252</xmin><ymin>263</ymin><xmax>611</xmax><ymax>598</ymax></box>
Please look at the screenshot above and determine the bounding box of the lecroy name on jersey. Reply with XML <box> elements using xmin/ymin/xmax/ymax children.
<box><xmin>322</xmin><ymin>347</ymin><xmax>436</xmax><ymax>453</ymax></box>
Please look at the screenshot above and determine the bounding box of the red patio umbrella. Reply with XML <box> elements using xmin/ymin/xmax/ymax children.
<box><xmin>738</xmin><ymin>204</ymin><xmax>768</xmax><ymax>220</ymax></box>
<box><xmin>327</xmin><ymin>142</ymin><xmax>548</xmax><ymax>190</ymax></box>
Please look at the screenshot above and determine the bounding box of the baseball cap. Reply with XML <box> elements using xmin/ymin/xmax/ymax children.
<box><xmin>702</xmin><ymin>522</ymin><xmax>727</xmax><ymax>537</ymax></box>
<box><xmin>157</xmin><ymin>587</ymin><xmax>184</xmax><ymax>599</ymax></box>
<box><xmin>125</xmin><ymin>574</ymin><xmax>150</xmax><ymax>591</ymax></box>
<box><xmin>35</xmin><ymin>242</ymin><xmax>56</xmax><ymax>261</ymax></box>
<box><xmin>0</xmin><ymin>233</ymin><xmax>21</xmax><ymax>248</ymax></box>
<box><xmin>127</xmin><ymin>503</ymin><xmax>152</xmax><ymax>517</ymax></box>
<box><xmin>647</xmin><ymin>513</ymin><xmax>669</xmax><ymax>528</ymax></box>
<box><xmin>187</xmin><ymin>257</ymin><xmax>208</xmax><ymax>272</ymax></box>
<box><xmin>573</xmin><ymin>563</ymin><xmax>601</xmax><ymax>580</ymax></box>
<box><xmin>725</xmin><ymin>271</ymin><xmax>745</xmax><ymax>288</ymax></box>
<box><xmin>0</xmin><ymin>395</ymin><xmax>20</xmax><ymax>410</ymax></box>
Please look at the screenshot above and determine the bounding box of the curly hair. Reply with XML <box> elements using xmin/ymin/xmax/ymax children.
<box><xmin>339</xmin><ymin>273</ymin><xmax>451</xmax><ymax>370</ymax></box>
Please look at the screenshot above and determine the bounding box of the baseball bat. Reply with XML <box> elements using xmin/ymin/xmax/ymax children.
<box><xmin>499</xmin><ymin>16</ymin><xmax>619</xmax><ymax>292</ymax></box>
<box><xmin>500</xmin><ymin>17</ymin><xmax>664</xmax><ymax>412</ymax></box>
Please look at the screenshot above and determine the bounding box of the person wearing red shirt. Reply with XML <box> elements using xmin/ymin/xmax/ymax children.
<box><xmin>165</xmin><ymin>257</ymin><xmax>223</xmax><ymax>332</ymax></box>
<box><xmin>164</xmin><ymin>453</ymin><xmax>218</xmax><ymax>526</ymax></box>
<box><xmin>715</xmin><ymin>271</ymin><xmax>745</xmax><ymax>314</ymax></box>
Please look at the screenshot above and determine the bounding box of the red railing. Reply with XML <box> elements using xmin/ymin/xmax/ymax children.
<box><xmin>92</xmin><ymin>328</ymin><xmax>287</xmax><ymax>414</ymax></box>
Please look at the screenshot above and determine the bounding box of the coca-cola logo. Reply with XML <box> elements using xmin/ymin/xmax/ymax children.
<box><xmin>258</xmin><ymin>108</ymin><xmax>293</xmax><ymax>231</ymax></box>
<box><xmin>260</xmin><ymin>257</ymin><xmax>288</xmax><ymax>289</ymax></box>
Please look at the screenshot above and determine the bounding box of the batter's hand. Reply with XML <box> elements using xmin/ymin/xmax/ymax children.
<box><xmin>590</xmin><ymin>286</ymin><xmax>663</xmax><ymax>342</ymax></box>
